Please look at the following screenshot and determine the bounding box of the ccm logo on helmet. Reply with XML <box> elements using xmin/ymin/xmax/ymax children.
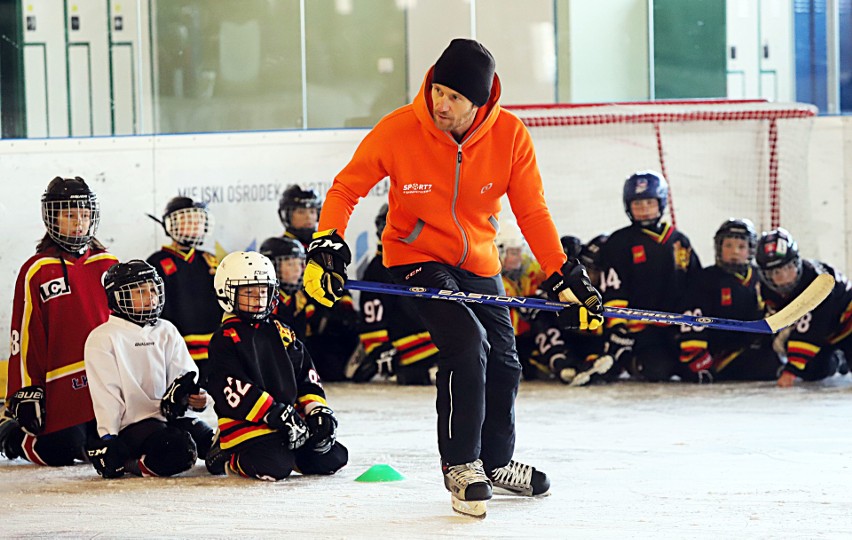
<box><xmin>39</xmin><ymin>277</ymin><xmax>71</xmax><ymax>302</ymax></box>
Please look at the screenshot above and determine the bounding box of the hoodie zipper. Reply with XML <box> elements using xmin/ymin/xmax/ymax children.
<box><xmin>451</xmin><ymin>147</ymin><xmax>468</xmax><ymax>266</ymax></box>
<box><xmin>448</xmin><ymin>118</ymin><xmax>488</xmax><ymax>267</ymax></box>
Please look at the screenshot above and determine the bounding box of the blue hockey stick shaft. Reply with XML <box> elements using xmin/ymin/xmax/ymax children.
<box><xmin>346</xmin><ymin>279</ymin><xmax>774</xmax><ymax>334</ymax></box>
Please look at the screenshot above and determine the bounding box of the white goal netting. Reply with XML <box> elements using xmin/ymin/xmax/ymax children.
<box><xmin>507</xmin><ymin>100</ymin><xmax>817</xmax><ymax>264</ymax></box>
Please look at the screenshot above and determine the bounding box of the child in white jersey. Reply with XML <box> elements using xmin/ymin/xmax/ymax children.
<box><xmin>83</xmin><ymin>260</ymin><xmax>215</xmax><ymax>478</ymax></box>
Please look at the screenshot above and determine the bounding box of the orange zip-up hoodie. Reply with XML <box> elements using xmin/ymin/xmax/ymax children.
<box><xmin>319</xmin><ymin>67</ymin><xmax>567</xmax><ymax>278</ymax></box>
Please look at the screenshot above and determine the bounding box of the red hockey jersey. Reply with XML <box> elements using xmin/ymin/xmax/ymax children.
<box><xmin>7</xmin><ymin>246</ymin><xmax>118</xmax><ymax>435</ymax></box>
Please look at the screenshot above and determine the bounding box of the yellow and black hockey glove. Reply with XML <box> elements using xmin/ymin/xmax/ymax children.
<box><xmin>304</xmin><ymin>229</ymin><xmax>351</xmax><ymax>307</ymax></box>
<box><xmin>542</xmin><ymin>259</ymin><xmax>604</xmax><ymax>331</ymax></box>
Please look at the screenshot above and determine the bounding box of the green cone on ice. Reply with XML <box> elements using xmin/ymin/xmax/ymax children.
<box><xmin>355</xmin><ymin>464</ymin><xmax>405</xmax><ymax>482</ymax></box>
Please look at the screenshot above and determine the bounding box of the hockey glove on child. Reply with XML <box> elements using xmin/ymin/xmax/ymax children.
<box><xmin>265</xmin><ymin>403</ymin><xmax>310</xmax><ymax>450</ymax></box>
<box><xmin>86</xmin><ymin>435</ymin><xmax>130</xmax><ymax>479</ymax></box>
<box><xmin>542</xmin><ymin>260</ymin><xmax>604</xmax><ymax>331</ymax></box>
<box><xmin>8</xmin><ymin>385</ymin><xmax>46</xmax><ymax>436</ymax></box>
<box><xmin>305</xmin><ymin>405</ymin><xmax>338</xmax><ymax>454</ymax></box>
<box><xmin>304</xmin><ymin>229</ymin><xmax>352</xmax><ymax>307</ymax></box>
<box><xmin>605</xmin><ymin>324</ymin><xmax>635</xmax><ymax>362</ymax></box>
<box><xmin>160</xmin><ymin>372</ymin><xmax>199</xmax><ymax>421</ymax></box>
<box><xmin>680</xmin><ymin>346</ymin><xmax>714</xmax><ymax>384</ymax></box>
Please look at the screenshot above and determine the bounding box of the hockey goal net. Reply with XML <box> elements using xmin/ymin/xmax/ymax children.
<box><xmin>506</xmin><ymin>99</ymin><xmax>817</xmax><ymax>264</ymax></box>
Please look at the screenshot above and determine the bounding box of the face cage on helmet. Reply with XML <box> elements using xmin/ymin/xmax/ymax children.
<box><xmin>225</xmin><ymin>279</ymin><xmax>279</xmax><ymax>320</ymax></box>
<box><xmin>758</xmin><ymin>258</ymin><xmax>803</xmax><ymax>296</ymax></box>
<box><xmin>714</xmin><ymin>233</ymin><xmax>756</xmax><ymax>275</ymax></box>
<box><xmin>112</xmin><ymin>279</ymin><xmax>165</xmax><ymax>324</ymax></box>
<box><xmin>42</xmin><ymin>197</ymin><xmax>100</xmax><ymax>252</ymax></box>
<box><xmin>165</xmin><ymin>208</ymin><xmax>211</xmax><ymax>247</ymax></box>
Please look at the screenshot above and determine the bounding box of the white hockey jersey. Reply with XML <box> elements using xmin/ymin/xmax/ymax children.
<box><xmin>84</xmin><ymin>315</ymin><xmax>200</xmax><ymax>437</ymax></box>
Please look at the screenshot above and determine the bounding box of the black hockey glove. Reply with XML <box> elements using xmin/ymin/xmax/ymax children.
<box><xmin>265</xmin><ymin>403</ymin><xmax>309</xmax><ymax>450</ymax></box>
<box><xmin>160</xmin><ymin>372</ymin><xmax>199</xmax><ymax>421</ymax></box>
<box><xmin>8</xmin><ymin>385</ymin><xmax>46</xmax><ymax>436</ymax></box>
<box><xmin>305</xmin><ymin>405</ymin><xmax>338</xmax><ymax>454</ymax></box>
<box><xmin>605</xmin><ymin>324</ymin><xmax>635</xmax><ymax>363</ymax></box>
<box><xmin>542</xmin><ymin>260</ymin><xmax>604</xmax><ymax>331</ymax></box>
<box><xmin>304</xmin><ymin>229</ymin><xmax>352</xmax><ymax>308</ymax></box>
<box><xmin>86</xmin><ymin>435</ymin><xmax>130</xmax><ymax>479</ymax></box>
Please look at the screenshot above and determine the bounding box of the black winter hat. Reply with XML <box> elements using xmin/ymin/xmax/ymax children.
<box><xmin>432</xmin><ymin>39</ymin><xmax>495</xmax><ymax>107</ymax></box>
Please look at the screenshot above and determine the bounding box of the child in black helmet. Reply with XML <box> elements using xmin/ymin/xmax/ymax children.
<box><xmin>2</xmin><ymin>177</ymin><xmax>118</xmax><ymax>466</ymax></box>
<box><xmin>756</xmin><ymin>227</ymin><xmax>851</xmax><ymax>387</ymax></box>
<box><xmin>84</xmin><ymin>260</ymin><xmax>214</xmax><ymax>478</ymax></box>
<box><xmin>146</xmin><ymin>196</ymin><xmax>223</xmax><ymax>387</ymax></box>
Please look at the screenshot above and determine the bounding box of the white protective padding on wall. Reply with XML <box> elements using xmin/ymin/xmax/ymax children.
<box><xmin>0</xmin><ymin>129</ymin><xmax>391</xmax><ymax>359</ymax></box>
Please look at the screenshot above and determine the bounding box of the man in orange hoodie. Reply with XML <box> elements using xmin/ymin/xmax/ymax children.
<box><xmin>302</xmin><ymin>39</ymin><xmax>603</xmax><ymax>518</ymax></box>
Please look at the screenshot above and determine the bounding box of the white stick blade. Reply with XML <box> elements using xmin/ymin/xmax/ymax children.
<box><xmin>764</xmin><ymin>273</ymin><xmax>835</xmax><ymax>333</ymax></box>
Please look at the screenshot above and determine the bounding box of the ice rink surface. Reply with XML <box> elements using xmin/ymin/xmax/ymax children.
<box><xmin>2</xmin><ymin>378</ymin><xmax>851</xmax><ymax>539</ymax></box>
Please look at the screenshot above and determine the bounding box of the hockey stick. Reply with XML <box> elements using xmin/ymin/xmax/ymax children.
<box><xmin>347</xmin><ymin>274</ymin><xmax>835</xmax><ymax>334</ymax></box>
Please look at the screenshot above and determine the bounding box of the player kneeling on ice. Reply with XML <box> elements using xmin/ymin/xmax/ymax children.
<box><xmin>205</xmin><ymin>251</ymin><xmax>347</xmax><ymax>480</ymax></box>
<box><xmin>529</xmin><ymin>234</ymin><xmax>612</xmax><ymax>386</ymax></box>
<box><xmin>84</xmin><ymin>260</ymin><xmax>215</xmax><ymax>478</ymax></box>
<box><xmin>677</xmin><ymin>219</ymin><xmax>782</xmax><ymax>383</ymax></box>
<box><xmin>597</xmin><ymin>171</ymin><xmax>703</xmax><ymax>382</ymax></box>
<box><xmin>756</xmin><ymin>228</ymin><xmax>851</xmax><ymax>388</ymax></box>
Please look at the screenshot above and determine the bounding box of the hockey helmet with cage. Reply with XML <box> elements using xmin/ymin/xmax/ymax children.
<box><xmin>714</xmin><ymin>218</ymin><xmax>757</xmax><ymax>275</ymax></box>
<box><xmin>755</xmin><ymin>227</ymin><xmax>802</xmax><ymax>295</ymax></box>
<box><xmin>103</xmin><ymin>260</ymin><xmax>165</xmax><ymax>325</ymax></box>
<box><xmin>375</xmin><ymin>203</ymin><xmax>389</xmax><ymax>240</ymax></box>
<box><xmin>560</xmin><ymin>235</ymin><xmax>583</xmax><ymax>260</ymax></box>
<box><xmin>278</xmin><ymin>185</ymin><xmax>322</xmax><ymax>239</ymax></box>
<box><xmin>579</xmin><ymin>233</ymin><xmax>609</xmax><ymax>271</ymax></box>
<box><xmin>495</xmin><ymin>220</ymin><xmax>526</xmax><ymax>277</ymax></box>
<box><xmin>623</xmin><ymin>170</ymin><xmax>668</xmax><ymax>226</ymax></box>
<box><xmin>162</xmin><ymin>196</ymin><xmax>211</xmax><ymax>248</ymax></box>
<box><xmin>259</xmin><ymin>236</ymin><xmax>306</xmax><ymax>295</ymax></box>
<box><xmin>41</xmin><ymin>176</ymin><xmax>101</xmax><ymax>252</ymax></box>
<box><xmin>214</xmin><ymin>251</ymin><xmax>279</xmax><ymax>320</ymax></box>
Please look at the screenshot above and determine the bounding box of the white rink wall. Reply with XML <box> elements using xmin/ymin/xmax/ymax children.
<box><xmin>1</xmin><ymin>116</ymin><xmax>851</xmax><ymax>361</ymax></box>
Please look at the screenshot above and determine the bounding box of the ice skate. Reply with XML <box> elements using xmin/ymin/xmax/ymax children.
<box><xmin>443</xmin><ymin>459</ymin><xmax>492</xmax><ymax>518</ymax></box>
<box><xmin>569</xmin><ymin>354</ymin><xmax>614</xmax><ymax>387</ymax></box>
<box><xmin>488</xmin><ymin>460</ymin><xmax>550</xmax><ymax>497</ymax></box>
<box><xmin>204</xmin><ymin>432</ymin><xmax>231</xmax><ymax>476</ymax></box>
<box><xmin>0</xmin><ymin>411</ymin><xmax>22</xmax><ymax>460</ymax></box>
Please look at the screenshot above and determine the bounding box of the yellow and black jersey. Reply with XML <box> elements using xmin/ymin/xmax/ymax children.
<box><xmin>358</xmin><ymin>249</ymin><xmax>438</xmax><ymax>368</ymax></box>
<box><xmin>598</xmin><ymin>222</ymin><xmax>702</xmax><ymax>331</ymax></box>
<box><xmin>147</xmin><ymin>246</ymin><xmax>223</xmax><ymax>361</ymax></box>
<box><xmin>207</xmin><ymin>314</ymin><xmax>326</xmax><ymax>451</ymax></box>
<box><xmin>762</xmin><ymin>260</ymin><xmax>852</xmax><ymax>375</ymax></box>
<box><xmin>678</xmin><ymin>264</ymin><xmax>764</xmax><ymax>359</ymax></box>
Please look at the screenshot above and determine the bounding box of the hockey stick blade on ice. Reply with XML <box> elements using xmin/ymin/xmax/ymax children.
<box><xmin>347</xmin><ymin>274</ymin><xmax>834</xmax><ymax>334</ymax></box>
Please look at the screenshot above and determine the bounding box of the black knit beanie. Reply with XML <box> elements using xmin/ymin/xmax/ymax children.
<box><xmin>432</xmin><ymin>39</ymin><xmax>496</xmax><ymax>107</ymax></box>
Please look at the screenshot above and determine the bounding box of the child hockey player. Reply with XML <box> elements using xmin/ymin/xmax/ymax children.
<box><xmin>84</xmin><ymin>260</ymin><xmax>215</xmax><ymax>478</ymax></box>
<box><xmin>1</xmin><ymin>177</ymin><xmax>117</xmax><ymax>466</ymax></box>
<box><xmin>756</xmin><ymin>228</ymin><xmax>851</xmax><ymax>387</ymax></box>
<box><xmin>205</xmin><ymin>251</ymin><xmax>348</xmax><ymax>480</ymax></box>
<box><xmin>147</xmin><ymin>196</ymin><xmax>222</xmax><ymax>386</ymax></box>
<box><xmin>677</xmin><ymin>219</ymin><xmax>781</xmax><ymax>383</ymax></box>
<box><xmin>597</xmin><ymin>171</ymin><xmax>702</xmax><ymax>382</ymax></box>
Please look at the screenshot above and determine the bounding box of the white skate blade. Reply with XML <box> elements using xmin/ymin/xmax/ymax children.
<box><xmin>451</xmin><ymin>495</ymin><xmax>487</xmax><ymax>518</ymax></box>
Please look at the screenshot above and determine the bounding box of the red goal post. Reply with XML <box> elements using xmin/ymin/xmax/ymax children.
<box><xmin>505</xmin><ymin>99</ymin><xmax>817</xmax><ymax>265</ymax></box>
